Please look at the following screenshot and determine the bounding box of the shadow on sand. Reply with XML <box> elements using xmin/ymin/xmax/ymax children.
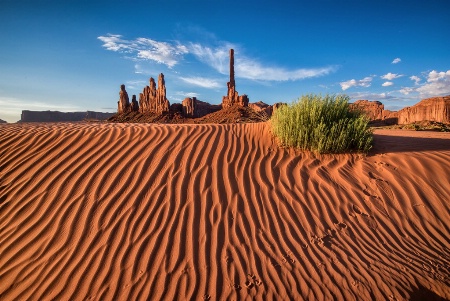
<box><xmin>370</xmin><ymin>133</ymin><xmax>450</xmax><ymax>154</ymax></box>
<box><xmin>409</xmin><ymin>285</ymin><xmax>449</xmax><ymax>301</ymax></box>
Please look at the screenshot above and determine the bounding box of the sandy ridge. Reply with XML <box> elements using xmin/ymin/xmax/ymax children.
<box><xmin>0</xmin><ymin>122</ymin><xmax>449</xmax><ymax>300</ymax></box>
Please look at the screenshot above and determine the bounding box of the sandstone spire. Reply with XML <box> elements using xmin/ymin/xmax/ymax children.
<box><xmin>222</xmin><ymin>49</ymin><xmax>248</xmax><ymax>108</ymax></box>
<box><xmin>229</xmin><ymin>49</ymin><xmax>235</xmax><ymax>88</ymax></box>
<box><xmin>118</xmin><ymin>84</ymin><xmax>130</xmax><ymax>113</ymax></box>
<box><xmin>138</xmin><ymin>74</ymin><xmax>170</xmax><ymax>114</ymax></box>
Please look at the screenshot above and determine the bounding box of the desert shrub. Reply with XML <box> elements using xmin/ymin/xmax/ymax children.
<box><xmin>270</xmin><ymin>94</ymin><xmax>373</xmax><ymax>153</ymax></box>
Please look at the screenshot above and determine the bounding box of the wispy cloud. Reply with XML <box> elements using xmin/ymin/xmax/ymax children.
<box><xmin>125</xmin><ymin>80</ymin><xmax>147</xmax><ymax>89</ymax></box>
<box><xmin>382</xmin><ymin>81</ymin><xmax>394</xmax><ymax>87</ymax></box>
<box><xmin>98</xmin><ymin>34</ymin><xmax>188</xmax><ymax>68</ymax></box>
<box><xmin>188</xmin><ymin>43</ymin><xmax>234</xmax><ymax>74</ymax></box>
<box><xmin>235</xmin><ymin>59</ymin><xmax>336</xmax><ymax>81</ymax></box>
<box><xmin>99</xmin><ymin>33</ymin><xmax>337</xmax><ymax>82</ymax></box>
<box><xmin>174</xmin><ymin>91</ymin><xmax>200</xmax><ymax>98</ymax></box>
<box><xmin>188</xmin><ymin>43</ymin><xmax>337</xmax><ymax>81</ymax></box>
<box><xmin>381</xmin><ymin>72</ymin><xmax>403</xmax><ymax>80</ymax></box>
<box><xmin>179</xmin><ymin>76</ymin><xmax>222</xmax><ymax>89</ymax></box>
<box><xmin>392</xmin><ymin>58</ymin><xmax>401</xmax><ymax>64</ymax></box>
<box><xmin>340</xmin><ymin>77</ymin><xmax>373</xmax><ymax>91</ymax></box>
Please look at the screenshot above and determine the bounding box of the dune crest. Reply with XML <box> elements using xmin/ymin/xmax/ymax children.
<box><xmin>1</xmin><ymin>123</ymin><xmax>449</xmax><ymax>300</ymax></box>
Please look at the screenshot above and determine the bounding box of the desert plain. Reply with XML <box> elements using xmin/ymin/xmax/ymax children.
<box><xmin>0</xmin><ymin>122</ymin><xmax>449</xmax><ymax>300</ymax></box>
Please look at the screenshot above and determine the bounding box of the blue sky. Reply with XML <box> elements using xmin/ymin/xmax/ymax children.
<box><xmin>1</xmin><ymin>0</ymin><xmax>449</xmax><ymax>122</ymax></box>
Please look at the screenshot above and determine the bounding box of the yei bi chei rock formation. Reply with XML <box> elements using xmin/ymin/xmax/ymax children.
<box><xmin>116</xmin><ymin>49</ymin><xmax>253</xmax><ymax>119</ymax></box>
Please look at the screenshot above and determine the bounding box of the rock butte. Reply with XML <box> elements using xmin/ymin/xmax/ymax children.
<box><xmin>351</xmin><ymin>96</ymin><xmax>450</xmax><ymax>125</ymax></box>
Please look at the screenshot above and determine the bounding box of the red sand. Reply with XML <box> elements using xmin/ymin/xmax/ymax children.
<box><xmin>1</xmin><ymin>122</ymin><xmax>449</xmax><ymax>300</ymax></box>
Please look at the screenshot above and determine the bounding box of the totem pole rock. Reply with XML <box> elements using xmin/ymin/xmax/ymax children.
<box><xmin>222</xmin><ymin>49</ymin><xmax>249</xmax><ymax>108</ymax></box>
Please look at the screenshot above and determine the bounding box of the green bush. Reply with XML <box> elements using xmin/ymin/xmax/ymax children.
<box><xmin>270</xmin><ymin>94</ymin><xmax>373</xmax><ymax>153</ymax></box>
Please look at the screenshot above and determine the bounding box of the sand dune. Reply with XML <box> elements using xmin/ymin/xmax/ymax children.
<box><xmin>1</xmin><ymin>122</ymin><xmax>449</xmax><ymax>300</ymax></box>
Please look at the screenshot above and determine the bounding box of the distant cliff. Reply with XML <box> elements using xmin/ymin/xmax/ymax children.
<box><xmin>351</xmin><ymin>95</ymin><xmax>450</xmax><ymax>125</ymax></box>
<box><xmin>397</xmin><ymin>96</ymin><xmax>450</xmax><ymax>124</ymax></box>
<box><xmin>20</xmin><ymin>110</ymin><xmax>115</xmax><ymax>122</ymax></box>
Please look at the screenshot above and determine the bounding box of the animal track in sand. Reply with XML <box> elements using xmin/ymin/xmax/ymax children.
<box><xmin>245</xmin><ymin>273</ymin><xmax>263</xmax><ymax>288</ymax></box>
<box><xmin>281</xmin><ymin>250</ymin><xmax>296</xmax><ymax>263</ymax></box>
<box><xmin>229</xmin><ymin>283</ymin><xmax>241</xmax><ymax>290</ymax></box>
<box><xmin>224</xmin><ymin>255</ymin><xmax>233</xmax><ymax>264</ymax></box>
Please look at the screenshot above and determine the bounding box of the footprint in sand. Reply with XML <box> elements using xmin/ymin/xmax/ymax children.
<box><xmin>368</xmin><ymin>172</ymin><xmax>395</xmax><ymax>203</ymax></box>
<box><xmin>351</xmin><ymin>204</ymin><xmax>378</xmax><ymax>229</ymax></box>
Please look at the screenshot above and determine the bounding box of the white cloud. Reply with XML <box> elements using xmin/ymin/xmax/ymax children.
<box><xmin>97</xmin><ymin>34</ymin><xmax>132</xmax><ymax>52</ymax></box>
<box><xmin>410</xmin><ymin>75</ymin><xmax>421</xmax><ymax>85</ymax></box>
<box><xmin>382</xmin><ymin>81</ymin><xmax>394</xmax><ymax>87</ymax></box>
<box><xmin>340</xmin><ymin>77</ymin><xmax>373</xmax><ymax>90</ymax></box>
<box><xmin>400</xmin><ymin>87</ymin><xmax>415</xmax><ymax>95</ymax></box>
<box><xmin>98</xmin><ymin>34</ymin><xmax>188</xmax><ymax>68</ymax></box>
<box><xmin>392</xmin><ymin>58</ymin><xmax>401</xmax><ymax>64</ymax></box>
<box><xmin>381</xmin><ymin>72</ymin><xmax>403</xmax><ymax>80</ymax></box>
<box><xmin>179</xmin><ymin>76</ymin><xmax>222</xmax><ymax>89</ymax></box>
<box><xmin>416</xmin><ymin>70</ymin><xmax>450</xmax><ymax>96</ymax></box>
<box><xmin>135</xmin><ymin>38</ymin><xmax>188</xmax><ymax>67</ymax></box>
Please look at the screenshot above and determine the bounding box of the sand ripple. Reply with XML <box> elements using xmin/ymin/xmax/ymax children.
<box><xmin>1</xmin><ymin>123</ymin><xmax>449</xmax><ymax>300</ymax></box>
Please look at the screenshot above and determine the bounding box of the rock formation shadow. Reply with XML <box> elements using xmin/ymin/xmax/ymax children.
<box><xmin>371</xmin><ymin>133</ymin><xmax>450</xmax><ymax>154</ymax></box>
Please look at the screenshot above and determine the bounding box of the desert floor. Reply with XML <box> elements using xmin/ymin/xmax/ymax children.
<box><xmin>1</xmin><ymin>122</ymin><xmax>449</xmax><ymax>300</ymax></box>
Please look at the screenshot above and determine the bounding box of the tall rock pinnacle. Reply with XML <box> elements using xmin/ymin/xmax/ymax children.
<box><xmin>229</xmin><ymin>49</ymin><xmax>235</xmax><ymax>88</ymax></box>
<box><xmin>118</xmin><ymin>84</ymin><xmax>130</xmax><ymax>113</ymax></box>
<box><xmin>222</xmin><ymin>49</ymin><xmax>248</xmax><ymax>108</ymax></box>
